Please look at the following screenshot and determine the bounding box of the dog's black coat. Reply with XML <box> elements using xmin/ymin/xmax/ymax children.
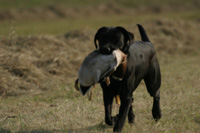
<box><xmin>94</xmin><ymin>26</ymin><xmax>134</xmax><ymax>55</ymax></box>
<box><xmin>94</xmin><ymin>25</ymin><xmax>161</xmax><ymax>132</ymax></box>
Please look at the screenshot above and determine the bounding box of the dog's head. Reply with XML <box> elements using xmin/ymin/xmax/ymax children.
<box><xmin>94</xmin><ymin>26</ymin><xmax>134</xmax><ymax>54</ymax></box>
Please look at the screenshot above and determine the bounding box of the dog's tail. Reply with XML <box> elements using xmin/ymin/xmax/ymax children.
<box><xmin>137</xmin><ymin>24</ymin><xmax>150</xmax><ymax>42</ymax></box>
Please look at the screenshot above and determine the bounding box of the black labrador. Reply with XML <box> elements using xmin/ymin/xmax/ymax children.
<box><xmin>94</xmin><ymin>25</ymin><xmax>161</xmax><ymax>132</ymax></box>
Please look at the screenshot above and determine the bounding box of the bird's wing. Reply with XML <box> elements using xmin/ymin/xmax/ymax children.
<box><xmin>98</xmin><ymin>64</ymin><xmax>116</xmax><ymax>82</ymax></box>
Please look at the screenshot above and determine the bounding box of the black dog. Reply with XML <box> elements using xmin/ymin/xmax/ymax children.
<box><xmin>94</xmin><ymin>25</ymin><xmax>161</xmax><ymax>132</ymax></box>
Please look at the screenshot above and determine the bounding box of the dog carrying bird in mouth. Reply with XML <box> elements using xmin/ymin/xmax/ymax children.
<box><xmin>75</xmin><ymin>24</ymin><xmax>161</xmax><ymax>133</ymax></box>
<box><xmin>75</xmin><ymin>49</ymin><xmax>126</xmax><ymax>95</ymax></box>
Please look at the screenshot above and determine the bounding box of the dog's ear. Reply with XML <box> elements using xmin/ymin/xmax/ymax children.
<box><xmin>94</xmin><ymin>27</ymin><xmax>107</xmax><ymax>49</ymax></box>
<box><xmin>116</xmin><ymin>27</ymin><xmax>134</xmax><ymax>54</ymax></box>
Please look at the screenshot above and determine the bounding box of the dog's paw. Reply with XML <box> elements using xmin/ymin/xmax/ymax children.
<box><xmin>112</xmin><ymin>115</ymin><xmax>119</xmax><ymax>125</ymax></box>
<box><xmin>105</xmin><ymin>115</ymin><xmax>119</xmax><ymax>126</ymax></box>
<box><xmin>105</xmin><ymin>117</ymin><xmax>113</xmax><ymax>126</ymax></box>
<box><xmin>152</xmin><ymin>107</ymin><xmax>161</xmax><ymax>121</ymax></box>
<box><xmin>128</xmin><ymin>113</ymin><xmax>135</xmax><ymax>124</ymax></box>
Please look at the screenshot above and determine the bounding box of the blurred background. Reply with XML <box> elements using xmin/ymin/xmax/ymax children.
<box><xmin>0</xmin><ymin>0</ymin><xmax>200</xmax><ymax>132</ymax></box>
<box><xmin>0</xmin><ymin>0</ymin><xmax>199</xmax><ymax>35</ymax></box>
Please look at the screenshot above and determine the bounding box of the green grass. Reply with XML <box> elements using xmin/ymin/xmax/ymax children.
<box><xmin>1</xmin><ymin>9</ymin><xmax>200</xmax><ymax>37</ymax></box>
<box><xmin>0</xmin><ymin>16</ymin><xmax>137</xmax><ymax>36</ymax></box>
<box><xmin>0</xmin><ymin>0</ymin><xmax>107</xmax><ymax>9</ymax></box>
<box><xmin>0</xmin><ymin>0</ymin><xmax>197</xmax><ymax>9</ymax></box>
<box><xmin>0</xmin><ymin>0</ymin><xmax>199</xmax><ymax>37</ymax></box>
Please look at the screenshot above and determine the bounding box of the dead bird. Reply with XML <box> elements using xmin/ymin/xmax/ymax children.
<box><xmin>75</xmin><ymin>49</ymin><xmax>126</xmax><ymax>96</ymax></box>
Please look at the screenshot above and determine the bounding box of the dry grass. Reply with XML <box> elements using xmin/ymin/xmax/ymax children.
<box><xmin>0</xmin><ymin>1</ymin><xmax>200</xmax><ymax>133</ymax></box>
<box><xmin>0</xmin><ymin>19</ymin><xmax>199</xmax><ymax>96</ymax></box>
<box><xmin>0</xmin><ymin>54</ymin><xmax>200</xmax><ymax>133</ymax></box>
<box><xmin>0</xmin><ymin>33</ymin><xmax>93</xmax><ymax>96</ymax></box>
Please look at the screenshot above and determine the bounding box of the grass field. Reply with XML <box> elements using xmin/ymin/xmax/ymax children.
<box><xmin>0</xmin><ymin>0</ymin><xmax>200</xmax><ymax>132</ymax></box>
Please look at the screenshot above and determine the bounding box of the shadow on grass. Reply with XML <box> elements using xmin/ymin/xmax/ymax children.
<box><xmin>67</xmin><ymin>121</ymin><xmax>112</xmax><ymax>133</ymax></box>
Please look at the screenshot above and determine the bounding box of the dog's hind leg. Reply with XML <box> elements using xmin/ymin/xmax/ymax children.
<box><xmin>128</xmin><ymin>97</ymin><xmax>135</xmax><ymax>124</ymax></box>
<box><xmin>144</xmin><ymin>56</ymin><xmax>161</xmax><ymax>121</ymax></box>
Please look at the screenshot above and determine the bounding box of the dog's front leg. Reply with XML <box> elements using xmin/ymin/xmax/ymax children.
<box><xmin>100</xmin><ymin>82</ymin><xmax>114</xmax><ymax>125</ymax></box>
<box><xmin>113</xmin><ymin>94</ymin><xmax>132</xmax><ymax>132</ymax></box>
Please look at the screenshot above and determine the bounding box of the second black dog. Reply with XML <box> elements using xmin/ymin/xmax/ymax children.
<box><xmin>94</xmin><ymin>25</ymin><xmax>161</xmax><ymax>133</ymax></box>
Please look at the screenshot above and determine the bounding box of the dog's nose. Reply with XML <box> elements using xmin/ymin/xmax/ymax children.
<box><xmin>101</xmin><ymin>47</ymin><xmax>111</xmax><ymax>54</ymax></box>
